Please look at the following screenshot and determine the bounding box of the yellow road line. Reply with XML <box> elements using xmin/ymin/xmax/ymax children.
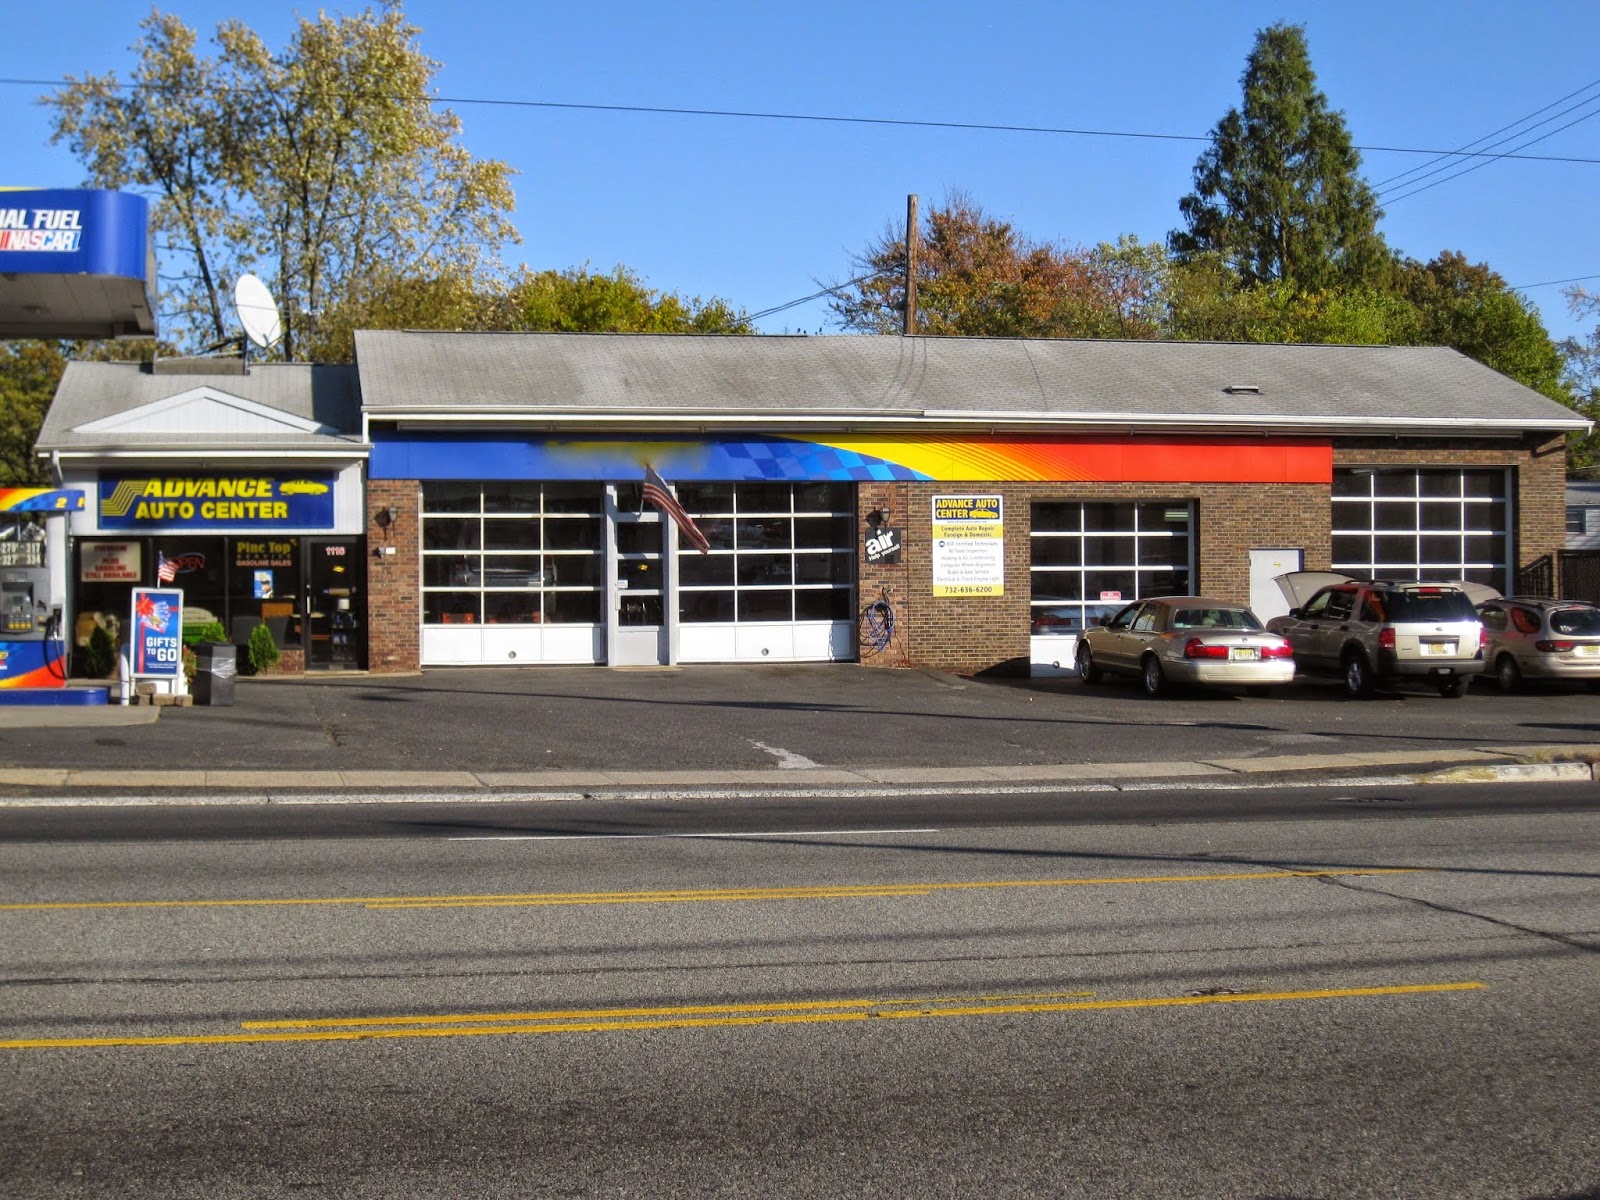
<box><xmin>242</xmin><ymin>990</ymin><xmax>1101</xmax><ymax>1030</ymax></box>
<box><xmin>0</xmin><ymin>868</ymin><xmax>1421</xmax><ymax>913</ymax></box>
<box><xmin>0</xmin><ymin>982</ymin><xmax>1484</xmax><ymax>1051</ymax></box>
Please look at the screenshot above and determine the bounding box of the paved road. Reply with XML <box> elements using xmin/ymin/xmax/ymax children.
<box><xmin>4</xmin><ymin>782</ymin><xmax>1598</xmax><ymax>1198</ymax></box>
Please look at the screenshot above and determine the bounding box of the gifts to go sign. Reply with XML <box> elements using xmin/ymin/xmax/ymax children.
<box><xmin>931</xmin><ymin>495</ymin><xmax>1004</xmax><ymax>597</ymax></box>
<box><xmin>131</xmin><ymin>587</ymin><xmax>184</xmax><ymax>679</ymax></box>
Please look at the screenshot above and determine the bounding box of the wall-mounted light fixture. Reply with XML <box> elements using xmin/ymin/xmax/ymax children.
<box><xmin>374</xmin><ymin>505</ymin><xmax>399</xmax><ymax>529</ymax></box>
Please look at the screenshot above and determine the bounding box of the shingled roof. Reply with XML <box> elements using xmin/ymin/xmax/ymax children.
<box><xmin>37</xmin><ymin>361</ymin><xmax>364</xmax><ymax>457</ymax></box>
<box><xmin>354</xmin><ymin>331</ymin><xmax>1588</xmax><ymax>437</ymax></box>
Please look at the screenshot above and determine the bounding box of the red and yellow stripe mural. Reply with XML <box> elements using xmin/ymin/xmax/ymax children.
<box><xmin>815</xmin><ymin>435</ymin><xmax>1331</xmax><ymax>484</ymax></box>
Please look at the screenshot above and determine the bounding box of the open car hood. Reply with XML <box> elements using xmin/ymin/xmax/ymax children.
<box><xmin>1274</xmin><ymin>571</ymin><xmax>1351</xmax><ymax>609</ymax></box>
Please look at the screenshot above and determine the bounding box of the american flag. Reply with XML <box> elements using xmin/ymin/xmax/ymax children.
<box><xmin>641</xmin><ymin>466</ymin><xmax>711</xmax><ymax>554</ymax></box>
<box><xmin>156</xmin><ymin>550</ymin><xmax>177</xmax><ymax>583</ymax></box>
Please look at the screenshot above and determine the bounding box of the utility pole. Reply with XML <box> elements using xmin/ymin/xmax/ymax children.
<box><xmin>903</xmin><ymin>193</ymin><xmax>918</xmax><ymax>337</ymax></box>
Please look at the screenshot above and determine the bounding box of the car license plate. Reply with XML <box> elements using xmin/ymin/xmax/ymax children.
<box><xmin>1230</xmin><ymin>647</ymin><xmax>1258</xmax><ymax>661</ymax></box>
<box><xmin>1421</xmin><ymin>642</ymin><xmax>1455</xmax><ymax>656</ymax></box>
<box><xmin>1578</xmin><ymin>644</ymin><xmax>1600</xmax><ymax>657</ymax></box>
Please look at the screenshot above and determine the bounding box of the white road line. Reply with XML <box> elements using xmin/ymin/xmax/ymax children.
<box><xmin>446</xmin><ymin>828</ymin><xmax>941</xmax><ymax>841</ymax></box>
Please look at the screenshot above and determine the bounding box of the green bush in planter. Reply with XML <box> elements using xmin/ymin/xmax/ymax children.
<box><xmin>85</xmin><ymin>625</ymin><xmax>117</xmax><ymax>678</ymax></box>
<box><xmin>246</xmin><ymin>621</ymin><xmax>280</xmax><ymax>675</ymax></box>
<box><xmin>182</xmin><ymin>619</ymin><xmax>227</xmax><ymax>646</ymax></box>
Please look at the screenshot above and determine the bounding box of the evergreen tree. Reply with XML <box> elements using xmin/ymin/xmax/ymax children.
<box><xmin>1170</xmin><ymin>23</ymin><xmax>1387</xmax><ymax>292</ymax></box>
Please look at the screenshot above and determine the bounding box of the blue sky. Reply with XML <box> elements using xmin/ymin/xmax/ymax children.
<box><xmin>6</xmin><ymin>1</ymin><xmax>1599</xmax><ymax>346</ymax></box>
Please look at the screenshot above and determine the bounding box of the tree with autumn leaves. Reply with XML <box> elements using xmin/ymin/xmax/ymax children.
<box><xmin>42</xmin><ymin>4</ymin><xmax>748</xmax><ymax>363</ymax></box>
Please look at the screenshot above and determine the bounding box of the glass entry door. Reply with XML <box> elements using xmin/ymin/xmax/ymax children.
<box><xmin>304</xmin><ymin>538</ymin><xmax>364</xmax><ymax>670</ymax></box>
<box><xmin>607</xmin><ymin>487</ymin><xmax>671</xmax><ymax>666</ymax></box>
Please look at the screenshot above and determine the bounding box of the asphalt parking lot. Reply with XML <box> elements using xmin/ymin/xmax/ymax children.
<box><xmin>0</xmin><ymin>664</ymin><xmax>1596</xmax><ymax>777</ymax></box>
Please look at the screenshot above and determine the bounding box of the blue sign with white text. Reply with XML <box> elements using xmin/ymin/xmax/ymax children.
<box><xmin>99</xmin><ymin>473</ymin><xmax>337</xmax><ymax>530</ymax></box>
<box><xmin>131</xmin><ymin>588</ymin><xmax>183</xmax><ymax>679</ymax></box>
<box><xmin>0</xmin><ymin>189</ymin><xmax>150</xmax><ymax>279</ymax></box>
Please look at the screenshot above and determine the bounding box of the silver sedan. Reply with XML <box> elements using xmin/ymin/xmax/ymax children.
<box><xmin>1076</xmin><ymin>596</ymin><xmax>1295</xmax><ymax>697</ymax></box>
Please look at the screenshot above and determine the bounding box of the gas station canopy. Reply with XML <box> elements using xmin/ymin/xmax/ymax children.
<box><xmin>0</xmin><ymin>189</ymin><xmax>156</xmax><ymax>340</ymax></box>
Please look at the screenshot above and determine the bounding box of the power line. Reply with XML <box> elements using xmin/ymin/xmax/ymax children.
<box><xmin>1373</xmin><ymin>77</ymin><xmax>1600</xmax><ymax>190</ymax></box>
<box><xmin>746</xmin><ymin>273</ymin><xmax>880</xmax><ymax>323</ymax></box>
<box><xmin>1511</xmin><ymin>273</ymin><xmax>1600</xmax><ymax>291</ymax></box>
<box><xmin>1381</xmin><ymin>102</ymin><xmax>1600</xmax><ymax>205</ymax></box>
<box><xmin>6</xmin><ymin>75</ymin><xmax>1600</xmax><ymax>166</ymax></box>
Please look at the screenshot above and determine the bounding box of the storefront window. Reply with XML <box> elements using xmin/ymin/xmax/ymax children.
<box><xmin>227</xmin><ymin>538</ymin><xmax>301</xmax><ymax>647</ymax></box>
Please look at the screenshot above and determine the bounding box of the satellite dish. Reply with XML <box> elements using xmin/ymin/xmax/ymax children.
<box><xmin>233</xmin><ymin>274</ymin><xmax>283</xmax><ymax>350</ymax></box>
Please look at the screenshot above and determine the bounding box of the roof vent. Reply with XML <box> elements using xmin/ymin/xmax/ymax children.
<box><xmin>1222</xmin><ymin>384</ymin><xmax>1261</xmax><ymax>395</ymax></box>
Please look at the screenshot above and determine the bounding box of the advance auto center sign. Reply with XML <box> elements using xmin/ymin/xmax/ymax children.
<box><xmin>98</xmin><ymin>474</ymin><xmax>335</xmax><ymax>530</ymax></box>
<box><xmin>931</xmin><ymin>494</ymin><xmax>1004</xmax><ymax>597</ymax></box>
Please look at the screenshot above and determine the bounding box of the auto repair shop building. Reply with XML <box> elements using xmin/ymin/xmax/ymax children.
<box><xmin>38</xmin><ymin>331</ymin><xmax>1585</xmax><ymax>677</ymax></box>
<box><xmin>352</xmin><ymin>330</ymin><xmax>1584</xmax><ymax>676</ymax></box>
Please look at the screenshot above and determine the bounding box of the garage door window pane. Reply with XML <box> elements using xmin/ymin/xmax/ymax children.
<box><xmin>679</xmin><ymin>554</ymin><xmax>735</xmax><ymax>587</ymax></box>
<box><xmin>423</xmin><ymin>483</ymin><xmax>481</xmax><ymax>513</ymax></box>
<box><xmin>795</xmin><ymin>589</ymin><xmax>851</xmax><ymax>620</ymax></box>
<box><xmin>1031</xmin><ymin>537</ymin><xmax>1081</xmax><ymax>567</ymax></box>
<box><xmin>424</xmin><ymin>518</ymin><xmax>479</xmax><ymax>551</ymax></box>
<box><xmin>738</xmin><ymin>591</ymin><xmax>792</xmax><ymax>621</ymax></box>
<box><xmin>484</xmin><ymin>519</ymin><xmax>540</xmax><ymax>551</ymax></box>
<box><xmin>680</xmin><ymin>591</ymin><xmax>735</xmax><ymax>622</ymax></box>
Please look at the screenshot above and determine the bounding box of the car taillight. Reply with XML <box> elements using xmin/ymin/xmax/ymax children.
<box><xmin>1183</xmin><ymin>638</ymin><xmax>1230</xmax><ymax>659</ymax></box>
<box><xmin>1536</xmin><ymin>640</ymin><xmax>1577</xmax><ymax>653</ymax></box>
<box><xmin>1379</xmin><ymin>628</ymin><xmax>1396</xmax><ymax>650</ymax></box>
<box><xmin>1260</xmin><ymin>642</ymin><xmax>1293</xmax><ymax>659</ymax></box>
<box><xmin>1479</xmin><ymin>627</ymin><xmax>1488</xmax><ymax>650</ymax></box>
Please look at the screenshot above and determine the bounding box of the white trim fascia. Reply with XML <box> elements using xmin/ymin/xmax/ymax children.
<box><xmin>48</xmin><ymin>447</ymin><xmax>371</xmax><ymax>461</ymax></box>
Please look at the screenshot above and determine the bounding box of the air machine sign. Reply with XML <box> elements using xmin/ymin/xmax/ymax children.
<box><xmin>931</xmin><ymin>494</ymin><xmax>1004</xmax><ymax>597</ymax></box>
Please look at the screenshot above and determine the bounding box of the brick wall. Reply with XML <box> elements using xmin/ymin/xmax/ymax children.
<box><xmin>366</xmin><ymin>479</ymin><xmax>420</xmax><ymax>672</ymax></box>
<box><xmin>856</xmin><ymin>479</ymin><xmax>1327</xmax><ymax>676</ymax></box>
<box><xmin>855</xmin><ymin>433</ymin><xmax>1563</xmax><ymax>677</ymax></box>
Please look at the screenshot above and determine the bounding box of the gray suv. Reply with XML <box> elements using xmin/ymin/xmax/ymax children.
<box><xmin>1267</xmin><ymin>576</ymin><xmax>1485</xmax><ymax>698</ymax></box>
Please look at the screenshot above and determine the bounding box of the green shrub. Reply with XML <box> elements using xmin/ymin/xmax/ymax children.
<box><xmin>182</xmin><ymin>644</ymin><xmax>197</xmax><ymax>687</ymax></box>
<box><xmin>182</xmin><ymin>620</ymin><xmax>227</xmax><ymax>646</ymax></box>
<box><xmin>85</xmin><ymin>625</ymin><xmax>117</xmax><ymax>678</ymax></box>
<box><xmin>246</xmin><ymin>622</ymin><xmax>280</xmax><ymax>675</ymax></box>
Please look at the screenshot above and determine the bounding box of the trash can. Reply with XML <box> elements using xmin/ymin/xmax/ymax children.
<box><xmin>191</xmin><ymin>642</ymin><xmax>237</xmax><ymax>707</ymax></box>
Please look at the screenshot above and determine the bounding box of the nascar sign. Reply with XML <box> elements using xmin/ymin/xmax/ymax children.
<box><xmin>99</xmin><ymin>474</ymin><xmax>336</xmax><ymax>530</ymax></box>
<box><xmin>130</xmin><ymin>587</ymin><xmax>183</xmax><ymax>679</ymax></box>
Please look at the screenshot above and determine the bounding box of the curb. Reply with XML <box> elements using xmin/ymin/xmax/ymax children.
<box><xmin>0</xmin><ymin>743</ymin><xmax>1596</xmax><ymax>806</ymax></box>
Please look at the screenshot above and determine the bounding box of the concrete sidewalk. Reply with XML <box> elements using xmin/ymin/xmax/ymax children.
<box><xmin>1</xmin><ymin>665</ymin><xmax>1598</xmax><ymax>800</ymax></box>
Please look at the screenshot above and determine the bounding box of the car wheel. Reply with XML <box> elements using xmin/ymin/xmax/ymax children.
<box><xmin>1437</xmin><ymin>678</ymin><xmax>1466</xmax><ymax>699</ymax></box>
<box><xmin>1343</xmin><ymin>651</ymin><xmax>1376</xmax><ymax>699</ymax></box>
<box><xmin>1142</xmin><ymin>654</ymin><xmax>1166</xmax><ymax>697</ymax></box>
<box><xmin>1075</xmin><ymin>642</ymin><xmax>1101</xmax><ymax>684</ymax></box>
<box><xmin>1495</xmin><ymin>654</ymin><xmax>1521</xmax><ymax>693</ymax></box>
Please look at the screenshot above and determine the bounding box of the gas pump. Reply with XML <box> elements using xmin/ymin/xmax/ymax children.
<box><xmin>0</xmin><ymin>565</ymin><xmax>66</xmax><ymax>688</ymax></box>
<box><xmin>0</xmin><ymin>486</ymin><xmax>84</xmax><ymax>691</ymax></box>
